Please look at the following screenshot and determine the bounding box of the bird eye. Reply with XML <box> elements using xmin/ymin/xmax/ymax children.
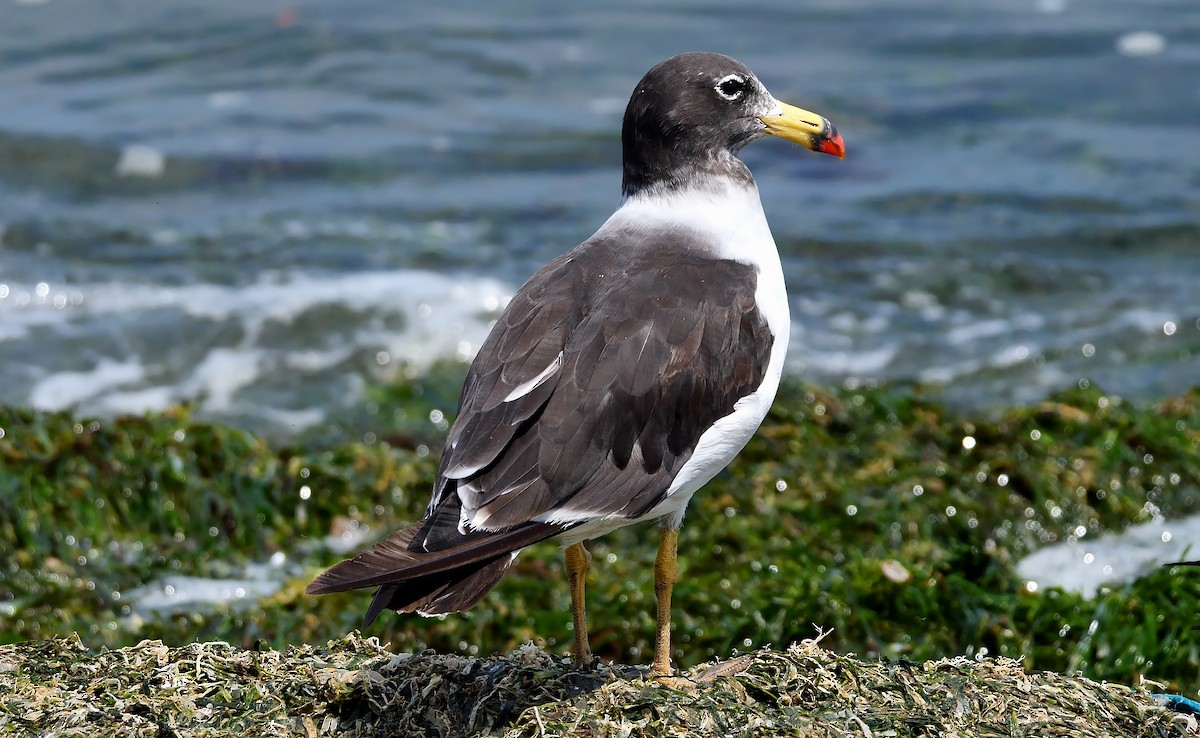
<box><xmin>715</xmin><ymin>75</ymin><xmax>746</xmax><ymax>101</ymax></box>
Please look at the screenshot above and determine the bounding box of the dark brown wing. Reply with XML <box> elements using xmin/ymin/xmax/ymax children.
<box><xmin>307</xmin><ymin>233</ymin><xmax>773</xmax><ymax>619</ymax></box>
<box><xmin>424</xmin><ymin>234</ymin><xmax>773</xmax><ymax>536</ymax></box>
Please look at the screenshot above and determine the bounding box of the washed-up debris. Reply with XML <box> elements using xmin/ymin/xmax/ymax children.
<box><xmin>0</xmin><ymin>635</ymin><xmax>1191</xmax><ymax>738</ymax></box>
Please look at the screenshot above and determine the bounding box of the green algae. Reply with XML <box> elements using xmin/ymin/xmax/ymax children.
<box><xmin>1</xmin><ymin>378</ymin><xmax>1198</xmax><ymax>700</ymax></box>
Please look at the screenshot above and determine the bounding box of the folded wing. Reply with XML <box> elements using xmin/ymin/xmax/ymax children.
<box><xmin>307</xmin><ymin>235</ymin><xmax>772</xmax><ymax>621</ymax></box>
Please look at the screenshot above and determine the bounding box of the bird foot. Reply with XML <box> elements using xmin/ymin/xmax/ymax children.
<box><xmin>646</xmin><ymin>672</ymin><xmax>697</xmax><ymax>690</ymax></box>
<box><xmin>571</xmin><ymin>652</ymin><xmax>595</xmax><ymax>669</ymax></box>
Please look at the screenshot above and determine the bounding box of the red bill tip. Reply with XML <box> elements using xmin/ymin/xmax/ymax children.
<box><xmin>817</xmin><ymin>127</ymin><xmax>846</xmax><ymax>160</ymax></box>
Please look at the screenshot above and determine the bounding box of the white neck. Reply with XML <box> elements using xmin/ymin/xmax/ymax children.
<box><xmin>595</xmin><ymin>174</ymin><xmax>790</xmax><ymax>339</ymax></box>
<box><xmin>600</xmin><ymin>176</ymin><xmax>776</xmax><ymax>266</ymax></box>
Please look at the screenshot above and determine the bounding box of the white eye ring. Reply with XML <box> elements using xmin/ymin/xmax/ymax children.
<box><xmin>715</xmin><ymin>74</ymin><xmax>746</xmax><ymax>101</ymax></box>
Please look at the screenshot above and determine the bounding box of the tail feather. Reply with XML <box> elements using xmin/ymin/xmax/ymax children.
<box><xmin>307</xmin><ymin>520</ymin><xmax>562</xmax><ymax>595</ymax></box>
<box><xmin>363</xmin><ymin>584</ymin><xmax>399</xmax><ymax>629</ymax></box>
<box><xmin>308</xmin><ymin>518</ymin><xmax>569</xmax><ymax>623</ymax></box>
<box><xmin>362</xmin><ymin>552</ymin><xmax>517</xmax><ymax>626</ymax></box>
<box><xmin>410</xmin><ymin>554</ymin><xmax>514</xmax><ymax>614</ymax></box>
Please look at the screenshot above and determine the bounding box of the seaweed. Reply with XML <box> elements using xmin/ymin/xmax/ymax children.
<box><xmin>1</xmin><ymin>379</ymin><xmax>1198</xmax><ymax>706</ymax></box>
<box><xmin>0</xmin><ymin>635</ymin><xmax>1191</xmax><ymax>737</ymax></box>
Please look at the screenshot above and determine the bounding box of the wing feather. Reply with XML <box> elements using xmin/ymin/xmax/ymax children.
<box><xmin>438</xmin><ymin>237</ymin><xmax>772</xmax><ymax>529</ymax></box>
<box><xmin>309</xmin><ymin>234</ymin><xmax>775</xmax><ymax>619</ymax></box>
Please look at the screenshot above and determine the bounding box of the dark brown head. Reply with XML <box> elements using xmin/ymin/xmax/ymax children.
<box><xmin>621</xmin><ymin>52</ymin><xmax>844</xmax><ymax>197</ymax></box>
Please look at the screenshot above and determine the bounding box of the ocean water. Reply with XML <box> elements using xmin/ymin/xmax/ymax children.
<box><xmin>1</xmin><ymin>0</ymin><xmax>1198</xmax><ymax>431</ymax></box>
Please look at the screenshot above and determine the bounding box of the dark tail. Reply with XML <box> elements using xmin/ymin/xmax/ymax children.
<box><xmin>307</xmin><ymin>519</ymin><xmax>565</xmax><ymax>627</ymax></box>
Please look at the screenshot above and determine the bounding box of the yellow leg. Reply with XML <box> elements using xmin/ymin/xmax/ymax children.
<box><xmin>650</xmin><ymin>526</ymin><xmax>679</xmax><ymax>677</ymax></box>
<box><xmin>565</xmin><ymin>542</ymin><xmax>593</xmax><ymax>667</ymax></box>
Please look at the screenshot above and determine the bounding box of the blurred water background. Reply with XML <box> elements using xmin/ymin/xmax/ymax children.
<box><xmin>1</xmin><ymin>0</ymin><xmax>1198</xmax><ymax>433</ymax></box>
